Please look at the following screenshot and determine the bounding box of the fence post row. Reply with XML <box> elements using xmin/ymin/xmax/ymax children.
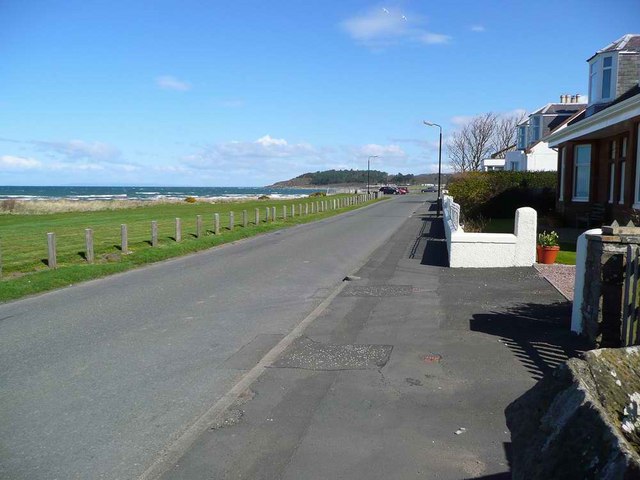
<box><xmin>266</xmin><ymin>207</ymin><xmax>270</xmax><ymax>222</ymax></box>
<box><xmin>282</xmin><ymin>205</ymin><xmax>287</xmax><ymax>220</ymax></box>
<box><xmin>214</xmin><ymin>213</ymin><xmax>220</xmax><ymax>235</ymax></box>
<box><xmin>85</xmin><ymin>228</ymin><xmax>94</xmax><ymax>263</ymax></box>
<box><xmin>229</xmin><ymin>211</ymin><xmax>235</xmax><ymax>231</ymax></box>
<box><xmin>272</xmin><ymin>206</ymin><xmax>276</xmax><ymax>221</ymax></box>
<box><xmin>47</xmin><ymin>232</ymin><xmax>57</xmax><ymax>269</ymax></box>
<box><xmin>255</xmin><ymin>208</ymin><xmax>260</xmax><ymax>225</ymax></box>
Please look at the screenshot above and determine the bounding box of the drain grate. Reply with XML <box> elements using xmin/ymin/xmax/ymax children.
<box><xmin>341</xmin><ymin>285</ymin><xmax>413</xmax><ymax>297</ymax></box>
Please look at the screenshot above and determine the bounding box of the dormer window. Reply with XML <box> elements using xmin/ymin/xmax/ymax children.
<box><xmin>588</xmin><ymin>53</ymin><xmax>617</xmax><ymax>104</ymax></box>
<box><xmin>530</xmin><ymin>116</ymin><xmax>541</xmax><ymax>143</ymax></box>
<box><xmin>517</xmin><ymin>125</ymin><xmax>527</xmax><ymax>150</ymax></box>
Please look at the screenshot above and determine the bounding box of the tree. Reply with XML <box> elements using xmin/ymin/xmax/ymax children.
<box><xmin>447</xmin><ymin>113</ymin><xmax>497</xmax><ymax>172</ymax></box>
<box><xmin>447</xmin><ymin>112</ymin><xmax>528</xmax><ymax>171</ymax></box>
<box><xmin>491</xmin><ymin>112</ymin><xmax>527</xmax><ymax>158</ymax></box>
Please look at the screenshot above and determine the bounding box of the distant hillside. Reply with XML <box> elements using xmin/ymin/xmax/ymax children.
<box><xmin>268</xmin><ymin>170</ymin><xmax>453</xmax><ymax>188</ymax></box>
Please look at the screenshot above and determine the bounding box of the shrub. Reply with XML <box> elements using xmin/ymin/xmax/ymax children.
<box><xmin>184</xmin><ymin>196</ymin><xmax>197</xmax><ymax>203</ymax></box>
<box><xmin>1</xmin><ymin>199</ymin><xmax>17</xmax><ymax>212</ymax></box>
<box><xmin>447</xmin><ymin>171</ymin><xmax>557</xmax><ymax>219</ymax></box>
<box><xmin>309</xmin><ymin>191</ymin><xmax>326</xmax><ymax>197</ymax></box>
<box><xmin>258</xmin><ymin>195</ymin><xmax>270</xmax><ymax>200</ymax></box>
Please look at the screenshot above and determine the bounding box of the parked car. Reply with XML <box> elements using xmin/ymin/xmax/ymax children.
<box><xmin>397</xmin><ymin>187</ymin><xmax>409</xmax><ymax>195</ymax></box>
<box><xmin>421</xmin><ymin>186</ymin><xmax>437</xmax><ymax>193</ymax></box>
<box><xmin>379</xmin><ymin>186</ymin><xmax>399</xmax><ymax>195</ymax></box>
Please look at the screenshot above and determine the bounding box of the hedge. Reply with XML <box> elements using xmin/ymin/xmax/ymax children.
<box><xmin>447</xmin><ymin>171</ymin><xmax>557</xmax><ymax>219</ymax></box>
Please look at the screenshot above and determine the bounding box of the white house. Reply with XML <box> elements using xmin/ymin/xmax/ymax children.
<box><xmin>505</xmin><ymin>95</ymin><xmax>586</xmax><ymax>171</ymax></box>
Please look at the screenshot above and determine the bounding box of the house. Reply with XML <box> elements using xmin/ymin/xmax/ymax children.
<box><xmin>546</xmin><ymin>34</ymin><xmax>640</xmax><ymax>226</ymax></box>
<box><xmin>480</xmin><ymin>145</ymin><xmax>515</xmax><ymax>171</ymax></box>
<box><xmin>504</xmin><ymin>95</ymin><xmax>586</xmax><ymax>171</ymax></box>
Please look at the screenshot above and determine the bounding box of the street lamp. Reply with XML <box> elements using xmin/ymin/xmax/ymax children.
<box><xmin>367</xmin><ymin>155</ymin><xmax>379</xmax><ymax>194</ymax></box>
<box><xmin>423</xmin><ymin>121</ymin><xmax>442</xmax><ymax>217</ymax></box>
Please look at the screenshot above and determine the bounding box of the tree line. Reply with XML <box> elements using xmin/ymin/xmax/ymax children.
<box><xmin>304</xmin><ymin>169</ymin><xmax>415</xmax><ymax>185</ymax></box>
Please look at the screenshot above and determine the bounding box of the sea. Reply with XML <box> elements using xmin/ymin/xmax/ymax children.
<box><xmin>0</xmin><ymin>186</ymin><xmax>325</xmax><ymax>202</ymax></box>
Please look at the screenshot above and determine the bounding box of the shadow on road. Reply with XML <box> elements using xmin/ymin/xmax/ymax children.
<box><xmin>470</xmin><ymin>302</ymin><xmax>588</xmax><ymax>380</ymax></box>
<box><xmin>410</xmin><ymin>211</ymin><xmax>448</xmax><ymax>267</ymax></box>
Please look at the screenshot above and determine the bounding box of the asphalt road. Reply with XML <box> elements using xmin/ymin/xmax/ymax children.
<box><xmin>0</xmin><ymin>195</ymin><xmax>426</xmax><ymax>480</ymax></box>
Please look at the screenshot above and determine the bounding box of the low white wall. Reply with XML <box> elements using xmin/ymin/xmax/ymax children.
<box><xmin>443</xmin><ymin>195</ymin><xmax>537</xmax><ymax>268</ymax></box>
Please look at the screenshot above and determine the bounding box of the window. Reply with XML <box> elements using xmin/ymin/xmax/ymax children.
<box><xmin>559</xmin><ymin>148</ymin><xmax>565</xmax><ymax>201</ymax></box>
<box><xmin>588</xmin><ymin>54</ymin><xmax>616</xmax><ymax>104</ymax></box>
<box><xmin>589</xmin><ymin>60</ymin><xmax>598</xmax><ymax>101</ymax></box>
<box><xmin>635</xmin><ymin>126</ymin><xmax>640</xmax><ymax>206</ymax></box>
<box><xmin>517</xmin><ymin>125</ymin><xmax>527</xmax><ymax>150</ymax></box>
<box><xmin>573</xmin><ymin>145</ymin><xmax>591</xmax><ymax>200</ymax></box>
<box><xmin>609</xmin><ymin>163</ymin><xmax>615</xmax><ymax>203</ymax></box>
<box><xmin>602</xmin><ymin>56</ymin><xmax>613</xmax><ymax>100</ymax></box>
<box><xmin>530</xmin><ymin>116</ymin><xmax>541</xmax><ymax>142</ymax></box>
<box><xmin>620</xmin><ymin>161</ymin><xmax>626</xmax><ymax>204</ymax></box>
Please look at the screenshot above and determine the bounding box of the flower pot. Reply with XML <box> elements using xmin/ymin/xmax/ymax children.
<box><xmin>540</xmin><ymin>245</ymin><xmax>560</xmax><ymax>264</ymax></box>
<box><xmin>536</xmin><ymin>245</ymin><xmax>543</xmax><ymax>262</ymax></box>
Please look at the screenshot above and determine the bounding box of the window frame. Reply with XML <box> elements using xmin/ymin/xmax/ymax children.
<box><xmin>558</xmin><ymin>147</ymin><xmax>565</xmax><ymax>201</ymax></box>
<box><xmin>573</xmin><ymin>144</ymin><xmax>591</xmax><ymax>202</ymax></box>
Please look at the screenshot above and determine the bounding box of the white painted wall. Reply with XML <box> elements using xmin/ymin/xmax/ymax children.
<box><xmin>481</xmin><ymin>158</ymin><xmax>506</xmax><ymax>171</ymax></box>
<box><xmin>505</xmin><ymin>143</ymin><xmax>558</xmax><ymax>172</ymax></box>
<box><xmin>442</xmin><ymin>195</ymin><xmax>537</xmax><ymax>268</ymax></box>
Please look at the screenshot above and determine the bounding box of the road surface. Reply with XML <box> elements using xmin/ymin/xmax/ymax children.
<box><xmin>0</xmin><ymin>195</ymin><xmax>426</xmax><ymax>479</ymax></box>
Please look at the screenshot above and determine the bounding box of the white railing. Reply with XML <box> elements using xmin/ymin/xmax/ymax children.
<box><xmin>441</xmin><ymin>194</ymin><xmax>536</xmax><ymax>268</ymax></box>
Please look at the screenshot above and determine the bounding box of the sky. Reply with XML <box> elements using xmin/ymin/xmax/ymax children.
<box><xmin>1</xmin><ymin>0</ymin><xmax>639</xmax><ymax>187</ymax></box>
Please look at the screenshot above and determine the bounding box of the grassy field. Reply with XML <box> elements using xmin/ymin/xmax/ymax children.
<box><xmin>0</xmin><ymin>195</ymin><xmax>381</xmax><ymax>302</ymax></box>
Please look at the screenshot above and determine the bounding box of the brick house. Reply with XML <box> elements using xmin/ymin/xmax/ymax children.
<box><xmin>547</xmin><ymin>34</ymin><xmax>640</xmax><ymax>226</ymax></box>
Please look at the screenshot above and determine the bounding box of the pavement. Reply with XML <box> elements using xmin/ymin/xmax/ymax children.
<box><xmin>160</xmin><ymin>201</ymin><xmax>587</xmax><ymax>480</ymax></box>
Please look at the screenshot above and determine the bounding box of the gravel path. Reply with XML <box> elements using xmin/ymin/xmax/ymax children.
<box><xmin>534</xmin><ymin>263</ymin><xmax>576</xmax><ymax>301</ymax></box>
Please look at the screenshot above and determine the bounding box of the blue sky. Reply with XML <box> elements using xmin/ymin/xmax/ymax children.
<box><xmin>1</xmin><ymin>0</ymin><xmax>638</xmax><ymax>186</ymax></box>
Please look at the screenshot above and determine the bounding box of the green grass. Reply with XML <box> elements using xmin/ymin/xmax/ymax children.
<box><xmin>0</xmin><ymin>196</ymin><xmax>382</xmax><ymax>302</ymax></box>
<box><xmin>556</xmin><ymin>242</ymin><xmax>577</xmax><ymax>265</ymax></box>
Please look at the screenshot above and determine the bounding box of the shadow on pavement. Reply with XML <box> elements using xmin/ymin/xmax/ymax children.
<box><xmin>419</xmin><ymin>216</ymin><xmax>448</xmax><ymax>267</ymax></box>
<box><xmin>470</xmin><ymin>302</ymin><xmax>588</xmax><ymax>381</ymax></box>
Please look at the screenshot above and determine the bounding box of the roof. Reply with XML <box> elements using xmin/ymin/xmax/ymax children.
<box><xmin>587</xmin><ymin>33</ymin><xmax>640</xmax><ymax>61</ymax></box>
<box><xmin>526</xmin><ymin>107</ymin><xmax>586</xmax><ymax>153</ymax></box>
<box><xmin>546</xmin><ymin>93</ymin><xmax>640</xmax><ymax>147</ymax></box>
<box><xmin>530</xmin><ymin>102</ymin><xmax>586</xmax><ymax>115</ymax></box>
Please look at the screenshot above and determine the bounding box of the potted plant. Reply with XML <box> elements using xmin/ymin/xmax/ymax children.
<box><xmin>537</xmin><ymin>231</ymin><xmax>560</xmax><ymax>264</ymax></box>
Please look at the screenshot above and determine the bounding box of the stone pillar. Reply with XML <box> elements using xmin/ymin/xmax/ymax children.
<box><xmin>581</xmin><ymin>227</ymin><xmax>640</xmax><ymax>347</ymax></box>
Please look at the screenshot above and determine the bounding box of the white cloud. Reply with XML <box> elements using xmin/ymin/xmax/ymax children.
<box><xmin>471</xmin><ymin>25</ymin><xmax>485</xmax><ymax>32</ymax></box>
<box><xmin>341</xmin><ymin>6</ymin><xmax>451</xmax><ymax>48</ymax></box>
<box><xmin>420</xmin><ymin>33</ymin><xmax>451</xmax><ymax>45</ymax></box>
<box><xmin>355</xmin><ymin>144</ymin><xmax>407</xmax><ymax>158</ymax></box>
<box><xmin>33</xmin><ymin>139</ymin><xmax>121</xmax><ymax>161</ymax></box>
<box><xmin>156</xmin><ymin>75</ymin><xmax>191</xmax><ymax>91</ymax></box>
<box><xmin>0</xmin><ymin>155</ymin><xmax>42</xmax><ymax>170</ymax></box>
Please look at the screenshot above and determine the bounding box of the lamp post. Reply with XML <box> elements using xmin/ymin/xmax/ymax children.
<box><xmin>423</xmin><ymin>121</ymin><xmax>442</xmax><ymax>217</ymax></box>
<box><xmin>367</xmin><ymin>155</ymin><xmax>379</xmax><ymax>194</ymax></box>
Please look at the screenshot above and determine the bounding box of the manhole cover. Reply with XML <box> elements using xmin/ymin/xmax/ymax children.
<box><xmin>341</xmin><ymin>285</ymin><xmax>413</xmax><ymax>297</ymax></box>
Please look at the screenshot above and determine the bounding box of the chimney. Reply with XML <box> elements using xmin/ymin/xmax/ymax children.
<box><xmin>560</xmin><ymin>94</ymin><xmax>566</xmax><ymax>103</ymax></box>
<box><xmin>570</xmin><ymin>95</ymin><xmax>576</xmax><ymax>103</ymax></box>
<box><xmin>575</xmin><ymin>94</ymin><xmax>581</xmax><ymax>103</ymax></box>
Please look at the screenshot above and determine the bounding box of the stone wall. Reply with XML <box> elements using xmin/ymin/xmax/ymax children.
<box><xmin>506</xmin><ymin>347</ymin><xmax>640</xmax><ymax>479</ymax></box>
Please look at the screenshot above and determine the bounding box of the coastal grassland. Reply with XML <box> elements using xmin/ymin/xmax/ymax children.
<box><xmin>0</xmin><ymin>195</ymin><xmax>383</xmax><ymax>302</ymax></box>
